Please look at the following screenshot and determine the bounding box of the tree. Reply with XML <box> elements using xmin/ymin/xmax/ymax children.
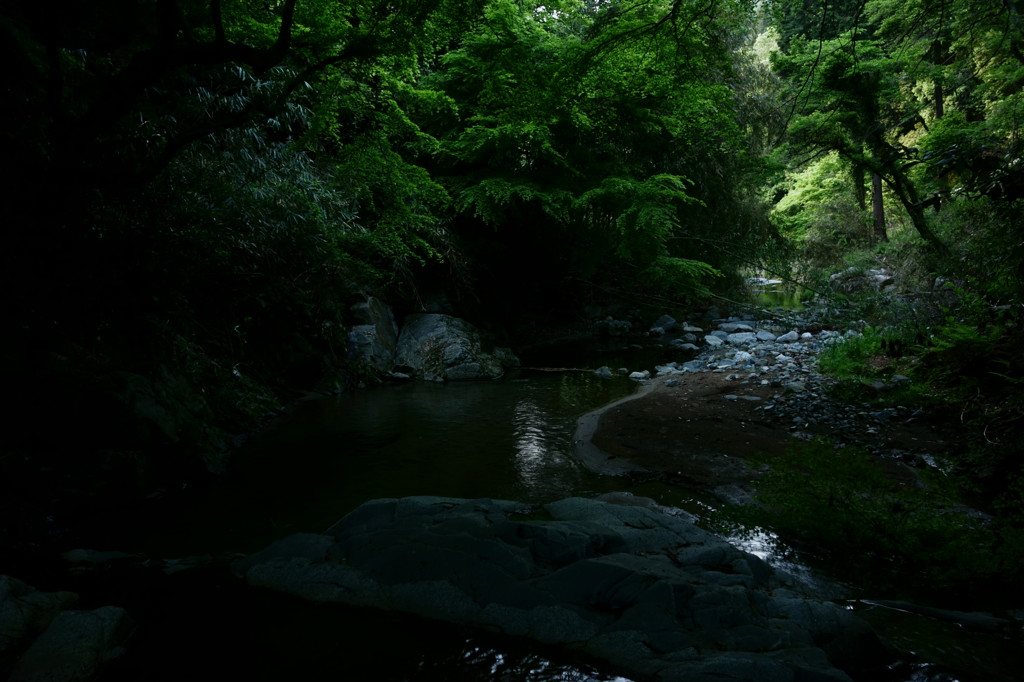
<box><xmin>420</xmin><ymin>0</ymin><xmax>768</xmax><ymax>312</ymax></box>
<box><xmin>0</xmin><ymin>0</ymin><xmax>488</xmax><ymax>480</ymax></box>
<box><xmin>774</xmin><ymin>27</ymin><xmax>949</xmax><ymax>251</ymax></box>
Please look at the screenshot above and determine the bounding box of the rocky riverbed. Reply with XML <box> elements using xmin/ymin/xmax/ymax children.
<box><xmin>228</xmin><ymin>310</ymin><xmax>974</xmax><ymax>682</ymax></box>
<box><xmin>0</xmin><ymin>306</ymin><xmax>985</xmax><ymax>682</ymax></box>
<box><xmin>579</xmin><ymin>312</ymin><xmax>961</xmax><ymax>505</ymax></box>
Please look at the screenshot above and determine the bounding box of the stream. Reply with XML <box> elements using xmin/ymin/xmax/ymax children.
<box><xmin>64</xmin><ymin>339</ymin><xmax>1021</xmax><ymax>681</ymax></box>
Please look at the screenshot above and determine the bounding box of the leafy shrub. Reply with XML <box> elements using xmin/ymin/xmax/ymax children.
<box><xmin>816</xmin><ymin>327</ymin><xmax>884</xmax><ymax>377</ymax></box>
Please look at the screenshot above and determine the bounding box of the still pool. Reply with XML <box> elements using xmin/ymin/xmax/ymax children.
<box><xmin>85</xmin><ymin>349</ymin><xmax>1022</xmax><ymax>682</ymax></box>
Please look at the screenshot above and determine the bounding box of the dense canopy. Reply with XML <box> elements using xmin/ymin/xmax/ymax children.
<box><xmin>2</xmin><ymin>0</ymin><xmax>1023</xmax><ymax>618</ymax></box>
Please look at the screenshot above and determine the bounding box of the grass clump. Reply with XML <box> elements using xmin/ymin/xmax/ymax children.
<box><xmin>815</xmin><ymin>326</ymin><xmax>931</xmax><ymax>406</ymax></box>
<box><xmin>731</xmin><ymin>439</ymin><xmax>1023</xmax><ymax>606</ymax></box>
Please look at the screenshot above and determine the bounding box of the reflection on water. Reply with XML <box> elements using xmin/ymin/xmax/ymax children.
<box><xmin>415</xmin><ymin>642</ymin><xmax>634</xmax><ymax>681</ymax></box>
<box><xmin>113</xmin><ymin>356</ymin><xmax>1019</xmax><ymax>682</ymax></box>
<box><xmin>134</xmin><ymin>372</ymin><xmax>641</xmax><ymax>557</ymax></box>
<box><xmin>750</xmin><ymin>281</ymin><xmax>809</xmax><ymax>310</ymax></box>
<box><xmin>726</xmin><ymin>525</ymin><xmax>848</xmax><ymax>599</ymax></box>
<box><xmin>513</xmin><ymin>397</ymin><xmax>551</xmax><ymax>489</ymax></box>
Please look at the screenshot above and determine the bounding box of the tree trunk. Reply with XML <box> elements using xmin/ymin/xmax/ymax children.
<box><xmin>852</xmin><ymin>163</ymin><xmax>867</xmax><ymax>211</ymax></box>
<box><xmin>871</xmin><ymin>172</ymin><xmax>888</xmax><ymax>243</ymax></box>
<box><xmin>884</xmin><ymin>167</ymin><xmax>949</xmax><ymax>255</ymax></box>
<box><xmin>930</xmin><ymin>38</ymin><xmax>946</xmax><ymax>119</ymax></box>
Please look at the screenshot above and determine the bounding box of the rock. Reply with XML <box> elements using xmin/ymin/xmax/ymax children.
<box><xmin>0</xmin><ymin>576</ymin><xmax>77</xmax><ymax>656</ymax></box>
<box><xmin>776</xmin><ymin>331</ymin><xmax>800</xmax><ymax>343</ymax></box>
<box><xmin>829</xmin><ymin>267</ymin><xmax>894</xmax><ymax>294</ymax></box>
<box><xmin>628</xmin><ymin>370</ymin><xmax>651</xmax><ymax>381</ymax></box>
<box><xmin>704</xmin><ymin>335</ymin><xmax>724</xmax><ymax>347</ymax></box>
<box><xmin>347</xmin><ymin>297</ymin><xmax>400</xmax><ymax>374</ymax></box>
<box><xmin>747</xmin><ymin>277</ymin><xmax>783</xmax><ymax>287</ymax></box>
<box><xmin>595</xmin><ymin>317</ymin><xmax>632</xmax><ymax>337</ymax></box>
<box><xmin>593</xmin><ymin>366</ymin><xmax>614</xmax><ymax>379</ymax></box>
<box><xmin>1</xmin><ymin>576</ymin><xmax>132</xmax><ymax>682</ymax></box>
<box><xmin>726</xmin><ymin>332</ymin><xmax>756</xmax><ymax>345</ymax></box>
<box><xmin>61</xmin><ymin>550</ymin><xmax>141</xmax><ymax>566</ymax></box>
<box><xmin>9</xmin><ymin>607</ymin><xmax>134</xmax><ymax>682</ymax></box>
<box><xmin>236</xmin><ymin>497</ymin><xmax>889</xmax><ymax>682</ymax></box>
<box><xmin>652</xmin><ymin>315</ymin><xmax>679</xmax><ymax>333</ymax></box>
<box><xmin>393</xmin><ymin>314</ymin><xmax>517</xmax><ymax>382</ymax></box>
<box><xmin>719</xmin><ymin>322</ymin><xmax>754</xmax><ymax>333</ymax></box>
<box><xmin>656</xmin><ymin>363</ymin><xmax>685</xmax><ymax>376</ymax></box>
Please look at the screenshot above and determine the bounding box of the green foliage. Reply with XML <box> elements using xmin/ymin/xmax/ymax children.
<box><xmin>422</xmin><ymin>0</ymin><xmax>772</xmax><ymax>312</ymax></box>
<box><xmin>815</xmin><ymin>328</ymin><xmax>884</xmax><ymax>378</ymax></box>
<box><xmin>577</xmin><ymin>174</ymin><xmax>702</xmax><ymax>261</ymax></box>
<box><xmin>740</xmin><ymin>439</ymin><xmax>1023</xmax><ymax>601</ymax></box>
<box><xmin>637</xmin><ymin>256</ymin><xmax>723</xmax><ymax>302</ymax></box>
<box><xmin>814</xmin><ymin>322</ymin><xmax>942</xmax><ymax>407</ymax></box>
<box><xmin>771</xmin><ymin>152</ymin><xmax>874</xmax><ymax>269</ymax></box>
<box><xmin>1</xmin><ymin>0</ymin><xmax>493</xmax><ymax>484</ymax></box>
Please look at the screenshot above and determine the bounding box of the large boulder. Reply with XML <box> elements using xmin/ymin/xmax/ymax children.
<box><xmin>346</xmin><ymin>297</ymin><xmax>400</xmax><ymax>375</ymax></box>
<box><xmin>1</xmin><ymin>576</ymin><xmax>133</xmax><ymax>682</ymax></box>
<box><xmin>828</xmin><ymin>267</ymin><xmax>895</xmax><ymax>294</ymax></box>
<box><xmin>9</xmin><ymin>607</ymin><xmax>134</xmax><ymax>682</ymax></box>
<box><xmin>393</xmin><ymin>314</ymin><xmax>517</xmax><ymax>382</ymax></box>
<box><xmin>235</xmin><ymin>496</ymin><xmax>890</xmax><ymax>682</ymax></box>
<box><xmin>0</xmin><ymin>576</ymin><xmax>76</xmax><ymax>658</ymax></box>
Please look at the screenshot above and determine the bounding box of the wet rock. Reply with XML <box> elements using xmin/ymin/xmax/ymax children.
<box><xmin>1</xmin><ymin>576</ymin><xmax>132</xmax><ymax>682</ymax></box>
<box><xmin>9</xmin><ymin>607</ymin><xmax>134</xmax><ymax>682</ymax></box>
<box><xmin>652</xmin><ymin>315</ymin><xmax>679</xmax><ymax>333</ymax></box>
<box><xmin>0</xmin><ymin>576</ymin><xmax>76</xmax><ymax>656</ymax></box>
<box><xmin>347</xmin><ymin>297</ymin><xmax>400</xmax><ymax>374</ymax></box>
<box><xmin>236</xmin><ymin>496</ymin><xmax>889</xmax><ymax>682</ymax></box>
<box><xmin>393</xmin><ymin>314</ymin><xmax>517</xmax><ymax>382</ymax></box>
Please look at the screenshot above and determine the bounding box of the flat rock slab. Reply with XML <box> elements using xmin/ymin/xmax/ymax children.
<box><xmin>235</xmin><ymin>496</ymin><xmax>888</xmax><ymax>682</ymax></box>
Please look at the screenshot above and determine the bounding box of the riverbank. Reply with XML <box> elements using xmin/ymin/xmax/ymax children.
<box><xmin>579</xmin><ymin>316</ymin><xmax>960</xmax><ymax>504</ymax></box>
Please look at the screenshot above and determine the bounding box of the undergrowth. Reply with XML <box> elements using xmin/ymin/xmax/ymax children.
<box><xmin>751</xmin><ymin>284</ymin><xmax>1024</xmax><ymax>605</ymax></box>
<box><xmin>723</xmin><ymin>439</ymin><xmax>1024</xmax><ymax>607</ymax></box>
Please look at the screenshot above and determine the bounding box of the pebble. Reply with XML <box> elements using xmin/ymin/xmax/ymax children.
<box><xmin>635</xmin><ymin>307</ymin><xmax>939</xmax><ymax>467</ymax></box>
